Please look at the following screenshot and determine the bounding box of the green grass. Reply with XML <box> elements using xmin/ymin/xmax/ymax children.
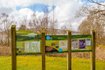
<box><xmin>16</xmin><ymin>30</ymin><xmax>33</xmax><ymax>35</ymax></box>
<box><xmin>0</xmin><ymin>56</ymin><xmax>105</xmax><ymax>70</ymax></box>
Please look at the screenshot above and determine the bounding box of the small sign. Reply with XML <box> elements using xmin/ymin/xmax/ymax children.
<box><xmin>86</xmin><ymin>39</ymin><xmax>91</xmax><ymax>46</ymax></box>
<box><xmin>59</xmin><ymin>40</ymin><xmax>67</xmax><ymax>50</ymax></box>
<box><xmin>72</xmin><ymin>40</ymin><xmax>78</xmax><ymax>50</ymax></box>
<box><xmin>79</xmin><ymin>39</ymin><xmax>86</xmax><ymax>49</ymax></box>
<box><xmin>24</xmin><ymin>41</ymin><xmax>40</xmax><ymax>53</ymax></box>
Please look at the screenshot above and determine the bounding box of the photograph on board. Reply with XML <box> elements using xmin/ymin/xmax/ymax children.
<box><xmin>79</xmin><ymin>39</ymin><xmax>86</xmax><ymax>49</ymax></box>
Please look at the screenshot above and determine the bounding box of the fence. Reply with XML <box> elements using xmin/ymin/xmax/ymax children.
<box><xmin>11</xmin><ymin>25</ymin><xmax>96</xmax><ymax>70</ymax></box>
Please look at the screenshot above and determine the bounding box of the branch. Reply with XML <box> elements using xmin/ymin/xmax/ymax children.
<box><xmin>89</xmin><ymin>0</ymin><xmax>105</xmax><ymax>7</ymax></box>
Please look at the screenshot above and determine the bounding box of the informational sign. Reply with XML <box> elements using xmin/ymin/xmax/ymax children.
<box><xmin>72</xmin><ymin>39</ymin><xmax>78</xmax><ymax>50</ymax></box>
<box><xmin>16</xmin><ymin>31</ymin><xmax>92</xmax><ymax>54</ymax></box>
<box><xmin>59</xmin><ymin>40</ymin><xmax>67</xmax><ymax>50</ymax></box>
<box><xmin>24</xmin><ymin>41</ymin><xmax>40</xmax><ymax>53</ymax></box>
<box><xmin>16</xmin><ymin>31</ymin><xmax>41</xmax><ymax>54</ymax></box>
<box><xmin>45</xmin><ymin>41</ymin><xmax>59</xmax><ymax>52</ymax></box>
<box><xmin>86</xmin><ymin>39</ymin><xmax>91</xmax><ymax>46</ymax></box>
<box><xmin>45</xmin><ymin>35</ymin><xmax>92</xmax><ymax>53</ymax></box>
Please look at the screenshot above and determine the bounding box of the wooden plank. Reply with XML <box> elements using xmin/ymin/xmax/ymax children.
<box><xmin>15</xmin><ymin>49</ymin><xmax>92</xmax><ymax>55</ymax></box>
<box><xmin>41</xmin><ymin>33</ymin><xmax>46</xmax><ymax>70</ymax></box>
<box><xmin>11</xmin><ymin>25</ymin><xmax>16</xmax><ymax>70</ymax></box>
<box><xmin>92</xmin><ymin>30</ymin><xmax>96</xmax><ymax>70</ymax></box>
<box><xmin>34</xmin><ymin>34</ymin><xmax>92</xmax><ymax>40</ymax></box>
<box><xmin>67</xmin><ymin>31</ymin><xmax>72</xmax><ymax>70</ymax></box>
<box><xmin>71</xmin><ymin>50</ymin><xmax>92</xmax><ymax>52</ymax></box>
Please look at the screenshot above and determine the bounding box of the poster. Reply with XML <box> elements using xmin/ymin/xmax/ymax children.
<box><xmin>79</xmin><ymin>39</ymin><xmax>86</xmax><ymax>49</ymax></box>
<box><xmin>45</xmin><ymin>41</ymin><xmax>59</xmax><ymax>52</ymax></box>
<box><xmin>59</xmin><ymin>40</ymin><xmax>67</xmax><ymax>52</ymax></box>
<box><xmin>86</xmin><ymin>39</ymin><xmax>91</xmax><ymax>46</ymax></box>
<box><xmin>24</xmin><ymin>41</ymin><xmax>40</xmax><ymax>53</ymax></box>
<box><xmin>72</xmin><ymin>39</ymin><xmax>78</xmax><ymax>50</ymax></box>
<box><xmin>59</xmin><ymin>40</ymin><xmax>67</xmax><ymax>51</ymax></box>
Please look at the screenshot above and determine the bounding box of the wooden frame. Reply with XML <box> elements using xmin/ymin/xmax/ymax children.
<box><xmin>67</xmin><ymin>31</ymin><xmax>72</xmax><ymax>70</ymax></box>
<box><xmin>92</xmin><ymin>30</ymin><xmax>96</xmax><ymax>70</ymax></box>
<box><xmin>11</xmin><ymin>25</ymin><xmax>96</xmax><ymax>70</ymax></box>
<box><xmin>11</xmin><ymin>25</ymin><xmax>16</xmax><ymax>70</ymax></box>
<box><xmin>41</xmin><ymin>33</ymin><xmax>46</xmax><ymax>70</ymax></box>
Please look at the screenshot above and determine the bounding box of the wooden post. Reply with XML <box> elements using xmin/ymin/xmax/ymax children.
<box><xmin>41</xmin><ymin>33</ymin><xmax>46</xmax><ymax>70</ymax></box>
<box><xmin>67</xmin><ymin>31</ymin><xmax>72</xmax><ymax>70</ymax></box>
<box><xmin>11</xmin><ymin>25</ymin><xmax>16</xmax><ymax>70</ymax></box>
<box><xmin>92</xmin><ymin>30</ymin><xmax>96</xmax><ymax>70</ymax></box>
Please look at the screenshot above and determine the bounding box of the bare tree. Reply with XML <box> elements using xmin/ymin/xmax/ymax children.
<box><xmin>79</xmin><ymin>10</ymin><xmax>105</xmax><ymax>45</ymax></box>
<box><xmin>29</xmin><ymin>13</ymin><xmax>57</xmax><ymax>34</ymax></box>
<box><xmin>88</xmin><ymin>0</ymin><xmax>105</xmax><ymax>7</ymax></box>
<box><xmin>76</xmin><ymin>0</ymin><xmax>105</xmax><ymax>45</ymax></box>
<box><xmin>19</xmin><ymin>24</ymin><xmax>27</xmax><ymax>30</ymax></box>
<box><xmin>0</xmin><ymin>13</ymin><xmax>14</xmax><ymax>47</ymax></box>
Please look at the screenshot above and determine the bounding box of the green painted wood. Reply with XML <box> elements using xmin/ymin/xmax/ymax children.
<box><xmin>22</xmin><ymin>34</ymin><xmax>92</xmax><ymax>40</ymax></box>
<box><xmin>11</xmin><ymin>25</ymin><xmax>16</xmax><ymax>70</ymax></box>
<box><xmin>71</xmin><ymin>50</ymin><xmax>92</xmax><ymax>52</ymax></box>
<box><xmin>16</xmin><ymin>49</ymin><xmax>92</xmax><ymax>55</ymax></box>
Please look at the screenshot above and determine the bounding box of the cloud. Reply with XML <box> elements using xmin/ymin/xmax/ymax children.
<box><xmin>49</xmin><ymin>0</ymin><xmax>83</xmax><ymax>30</ymax></box>
<box><xmin>70</xmin><ymin>17</ymin><xmax>86</xmax><ymax>31</ymax></box>
<box><xmin>0</xmin><ymin>0</ymin><xmax>55</xmax><ymax>8</ymax></box>
<box><xmin>0</xmin><ymin>7</ymin><xmax>14</xmax><ymax>14</ymax></box>
<box><xmin>18</xmin><ymin>8</ymin><xmax>34</xmax><ymax>18</ymax></box>
<box><xmin>9</xmin><ymin>8</ymin><xmax>34</xmax><ymax>26</ymax></box>
<box><xmin>0</xmin><ymin>0</ymin><xmax>33</xmax><ymax>7</ymax></box>
<box><xmin>16</xmin><ymin>4</ymin><xmax>50</xmax><ymax>13</ymax></box>
<box><xmin>0</xmin><ymin>0</ymin><xmax>83</xmax><ymax>31</ymax></box>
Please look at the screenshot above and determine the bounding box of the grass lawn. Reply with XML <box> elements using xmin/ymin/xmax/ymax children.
<box><xmin>0</xmin><ymin>56</ymin><xmax>105</xmax><ymax>70</ymax></box>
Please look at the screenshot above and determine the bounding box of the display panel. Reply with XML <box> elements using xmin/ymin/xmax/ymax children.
<box><xmin>16</xmin><ymin>31</ymin><xmax>92</xmax><ymax>54</ymax></box>
<box><xmin>16</xmin><ymin>30</ymin><xmax>41</xmax><ymax>55</ymax></box>
<box><xmin>45</xmin><ymin>35</ymin><xmax>92</xmax><ymax>53</ymax></box>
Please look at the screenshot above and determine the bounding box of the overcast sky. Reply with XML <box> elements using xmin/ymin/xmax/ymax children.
<box><xmin>0</xmin><ymin>0</ymin><xmax>105</xmax><ymax>31</ymax></box>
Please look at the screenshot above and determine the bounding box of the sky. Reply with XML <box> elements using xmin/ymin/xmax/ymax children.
<box><xmin>0</xmin><ymin>0</ymin><xmax>105</xmax><ymax>31</ymax></box>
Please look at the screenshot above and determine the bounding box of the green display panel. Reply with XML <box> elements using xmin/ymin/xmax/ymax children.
<box><xmin>16</xmin><ymin>31</ymin><xmax>41</xmax><ymax>55</ymax></box>
<box><xmin>16</xmin><ymin>30</ymin><xmax>92</xmax><ymax>54</ymax></box>
<box><xmin>35</xmin><ymin>35</ymin><xmax>91</xmax><ymax>40</ymax></box>
<box><xmin>45</xmin><ymin>36</ymin><xmax>92</xmax><ymax>53</ymax></box>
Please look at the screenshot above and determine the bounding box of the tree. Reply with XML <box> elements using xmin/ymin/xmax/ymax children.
<box><xmin>79</xmin><ymin>10</ymin><xmax>105</xmax><ymax>45</ymax></box>
<box><xmin>88</xmin><ymin>0</ymin><xmax>105</xmax><ymax>7</ymax></box>
<box><xmin>0</xmin><ymin>13</ymin><xmax>14</xmax><ymax>46</ymax></box>
<box><xmin>29</xmin><ymin>13</ymin><xmax>57</xmax><ymax>34</ymax></box>
<box><xmin>77</xmin><ymin>0</ymin><xmax>105</xmax><ymax>45</ymax></box>
<box><xmin>19</xmin><ymin>24</ymin><xmax>27</xmax><ymax>30</ymax></box>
